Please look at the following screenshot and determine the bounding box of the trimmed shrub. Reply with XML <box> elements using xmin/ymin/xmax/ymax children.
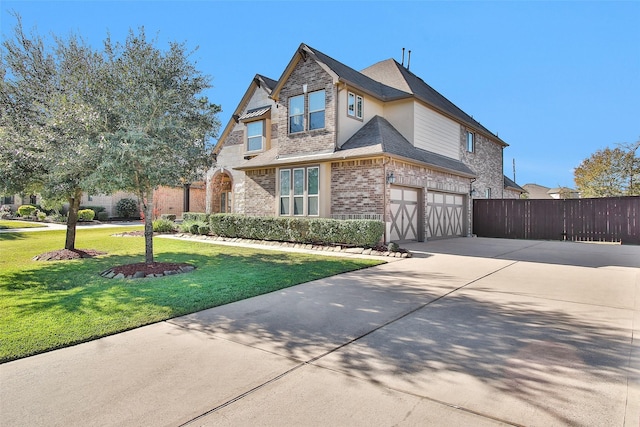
<box><xmin>77</xmin><ymin>209</ymin><xmax>95</xmax><ymax>221</ymax></box>
<box><xmin>153</xmin><ymin>218</ymin><xmax>176</xmax><ymax>233</ymax></box>
<box><xmin>97</xmin><ymin>211</ymin><xmax>109</xmax><ymax>221</ymax></box>
<box><xmin>183</xmin><ymin>212</ymin><xmax>209</xmax><ymax>222</ymax></box>
<box><xmin>36</xmin><ymin>210</ymin><xmax>46</xmax><ymax>221</ymax></box>
<box><xmin>179</xmin><ymin>220</ymin><xmax>207</xmax><ymax>235</ymax></box>
<box><xmin>208</xmin><ymin>215</ymin><xmax>384</xmax><ymax>247</ymax></box>
<box><xmin>160</xmin><ymin>214</ymin><xmax>176</xmax><ymax>221</ymax></box>
<box><xmin>116</xmin><ymin>198</ymin><xmax>139</xmax><ymax>219</ymax></box>
<box><xmin>80</xmin><ymin>205</ymin><xmax>106</xmax><ymax>215</ymax></box>
<box><xmin>17</xmin><ymin>205</ymin><xmax>37</xmax><ymax>217</ymax></box>
<box><xmin>198</xmin><ymin>224</ymin><xmax>211</xmax><ymax>235</ymax></box>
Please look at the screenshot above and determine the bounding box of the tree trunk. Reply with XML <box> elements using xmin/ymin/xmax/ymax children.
<box><xmin>143</xmin><ymin>189</ymin><xmax>154</xmax><ymax>264</ymax></box>
<box><xmin>65</xmin><ymin>188</ymin><xmax>82</xmax><ymax>250</ymax></box>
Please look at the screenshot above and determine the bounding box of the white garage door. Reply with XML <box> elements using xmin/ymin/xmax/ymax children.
<box><xmin>426</xmin><ymin>192</ymin><xmax>465</xmax><ymax>239</ymax></box>
<box><xmin>390</xmin><ymin>187</ymin><xmax>419</xmax><ymax>242</ymax></box>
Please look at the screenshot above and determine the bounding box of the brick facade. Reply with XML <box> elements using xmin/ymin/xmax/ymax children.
<box><xmin>331</xmin><ymin>160</ymin><xmax>385</xmax><ymax>215</ymax></box>
<box><xmin>276</xmin><ymin>59</ymin><xmax>335</xmax><ymax>156</ymax></box>
<box><xmin>244</xmin><ymin>168</ymin><xmax>276</xmax><ymax>216</ymax></box>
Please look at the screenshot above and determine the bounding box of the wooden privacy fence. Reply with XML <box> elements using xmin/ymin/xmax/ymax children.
<box><xmin>473</xmin><ymin>197</ymin><xmax>640</xmax><ymax>245</ymax></box>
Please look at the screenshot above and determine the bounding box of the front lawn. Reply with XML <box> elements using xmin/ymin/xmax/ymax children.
<box><xmin>0</xmin><ymin>219</ymin><xmax>46</xmax><ymax>229</ymax></box>
<box><xmin>0</xmin><ymin>227</ymin><xmax>383</xmax><ymax>362</ymax></box>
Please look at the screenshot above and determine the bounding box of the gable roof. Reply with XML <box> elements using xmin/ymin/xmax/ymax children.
<box><xmin>213</xmin><ymin>74</ymin><xmax>277</xmax><ymax>155</ymax></box>
<box><xmin>362</xmin><ymin>59</ymin><xmax>507</xmax><ymax>147</ymax></box>
<box><xmin>270</xmin><ymin>43</ymin><xmax>506</xmax><ymax>147</ymax></box>
<box><xmin>271</xmin><ymin>44</ymin><xmax>411</xmax><ymax>103</ymax></box>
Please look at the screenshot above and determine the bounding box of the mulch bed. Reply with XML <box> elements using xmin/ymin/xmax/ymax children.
<box><xmin>33</xmin><ymin>249</ymin><xmax>107</xmax><ymax>261</ymax></box>
<box><xmin>101</xmin><ymin>262</ymin><xmax>195</xmax><ymax>279</ymax></box>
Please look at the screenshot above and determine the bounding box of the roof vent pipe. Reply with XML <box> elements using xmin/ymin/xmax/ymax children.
<box><xmin>407</xmin><ymin>50</ymin><xmax>411</xmax><ymax>70</ymax></box>
<box><xmin>401</xmin><ymin>48</ymin><xmax>405</xmax><ymax>66</ymax></box>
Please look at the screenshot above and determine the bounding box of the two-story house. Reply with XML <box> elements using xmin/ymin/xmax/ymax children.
<box><xmin>207</xmin><ymin>43</ymin><xmax>523</xmax><ymax>242</ymax></box>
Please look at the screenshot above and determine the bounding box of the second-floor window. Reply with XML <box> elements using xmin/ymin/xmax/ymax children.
<box><xmin>288</xmin><ymin>90</ymin><xmax>326</xmax><ymax>134</ymax></box>
<box><xmin>309</xmin><ymin>90</ymin><xmax>325</xmax><ymax>130</ymax></box>
<box><xmin>289</xmin><ymin>95</ymin><xmax>304</xmax><ymax>133</ymax></box>
<box><xmin>466</xmin><ymin>131</ymin><xmax>475</xmax><ymax>153</ymax></box>
<box><xmin>247</xmin><ymin>120</ymin><xmax>264</xmax><ymax>152</ymax></box>
<box><xmin>347</xmin><ymin>91</ymin><xmax>363</xmax><ymax>119</ymax></box>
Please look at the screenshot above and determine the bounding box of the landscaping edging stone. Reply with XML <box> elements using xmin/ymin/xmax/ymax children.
<box><xmin>100</xmin><ymin>263</ymin><xmax>196</xmax><ymax>279</ymax></box>
<box><xmin>172</xmin><ymin>233</ymin><xmax>412</xmax><ymax>258</ymax></box>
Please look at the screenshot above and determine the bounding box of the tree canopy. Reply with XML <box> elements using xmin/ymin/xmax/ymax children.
<box><xmin>574</xmin><ymin>141</ymin><xmax>640</xmax><ymax>198</ymax></box>
<box><xmin>97</xmin><ymin>29</ymin><xmax>221</xmax><ymax>263</ymax></box>
<box><xmin>1</xmin><ymin>16</ymin><xmax>220</xmax><ymax>262</ymax></box>
<box><xmin>1</xmin><ymin>14</ymin><xmax>108</xmax><ymax>249</ymax></box>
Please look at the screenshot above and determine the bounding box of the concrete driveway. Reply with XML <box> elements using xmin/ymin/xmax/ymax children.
<box><xmin>1</xmin><ymin>238</ymin><xmax>638</xmax><ymax>426</ymax></box>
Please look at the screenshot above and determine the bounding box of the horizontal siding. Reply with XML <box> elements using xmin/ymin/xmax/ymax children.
<box><xmin>414</xmin><ymin>103</ymin><xmax>459</xmax><ymax>160</ymax></box>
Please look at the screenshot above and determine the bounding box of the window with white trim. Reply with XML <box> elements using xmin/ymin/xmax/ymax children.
<box><xmin>246</xmin><ymin>120</ymin><xmax>264</xmax><ymax>152</ymax></box>
<box><xmin>279</xmin><ymin>166</ymin><xmax>319</xmax><ymax>216</ymax></box>
<box><xmin>466</xmin><ymin>131</ymin><xmax>475</xmax><ymax>153</ymax></box>
<box><xmin>308</xmin><ymin>90</ymin><xmax>325</xmax><ymax>130</ymax></box>
<box><xmin>289</xmin><ymin>95</ymin><xmax>304</xmax><ymax>133</ymax></box>
<box><xmin>347</xmin><ymin>91</ymin><xmax>363</xmax><ymax>119</ymax></box>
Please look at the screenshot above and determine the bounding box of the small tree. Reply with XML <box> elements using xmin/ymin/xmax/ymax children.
<box><xmin>574</xmin><ymin>140</ymin><xmax>640</xmax><ymax>198</ymax></box>
<box><xmin>0</xmin><ymin>14</ymin><xmax>109</xmax><ymax>250</ymax></box>
<box><xmin>98</xmin><ymin>29</ymin><xmax>220</xmax><ymax>263</ymax></box>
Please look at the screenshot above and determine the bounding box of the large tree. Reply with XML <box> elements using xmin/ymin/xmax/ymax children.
<box><xmin>97</xmin><ymin>29</ymin><xmax>220</xmax><ymax>264</ymax></box>
<box><xmin>0</xmin><ymin>15</ymin><xmax>109</xmax><ymax>250</ymax></box>
<box><xmin>574</xmin><ymin>141</ymin><xmax>640</xmax><ymax>198</ymax></box>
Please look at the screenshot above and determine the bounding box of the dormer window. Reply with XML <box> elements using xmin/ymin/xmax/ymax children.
<box><xmin>347</xmin><ymin>91</ymin><xmax>363</xmax><ymax>120</ymax></box>
<box><xmin>247</xmin><ymin>120</ymin><xmax>264</xmax><ymax>152</ymax></box>
<box><xmin>239</xmin><ymin>106</ymin><xmax>270</xmax><ymax>153</ymax></box>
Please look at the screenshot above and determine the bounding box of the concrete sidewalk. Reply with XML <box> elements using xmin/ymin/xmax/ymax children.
<box><xmin>1</xmin><ymin>238</ymin><xmax>638</xmax><ymax>426</ymax></box>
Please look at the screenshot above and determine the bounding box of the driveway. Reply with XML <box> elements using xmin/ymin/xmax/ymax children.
<box><xmin>1</xmin><ymin>238</ymin><xmax>638</xmax><ymax>426</ymax></box>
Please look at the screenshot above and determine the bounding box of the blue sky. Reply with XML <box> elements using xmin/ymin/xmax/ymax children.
<box><xmin>2</xmin><ymin>1</ymin><xmax>638</xmax><ymax>188</ymax></box>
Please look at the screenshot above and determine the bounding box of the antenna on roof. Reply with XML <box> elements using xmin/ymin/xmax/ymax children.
<box><xmin>407</xmin><ymin>50</ymin><xmax>412</xmax><ymax>70</ymax></box>
<box><xmin>401</xmin><ymin>48</ymin><xmax>405</xmax><ymax>66</ymax></box>
<box><xmin>513</xmin><ymin>158</ymin><xmax>517</xmax><ymax>182</ymax></box>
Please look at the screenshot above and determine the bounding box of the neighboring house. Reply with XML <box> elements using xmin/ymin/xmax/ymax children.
<box><xmin>209</xmin><ymin>43</ymin><xmax>521</xmax><ymax>242</ymax></box>
<box><xmin>2</xmin><ymin>185</ymin><xmax>204</xmax><ymax>218</ymax></box>
<box><xmin>82</xmin><ymin>185</ymin><xmax>206</xmax><ymax>218</ymax></box>
<box><xmin>1</xmin><ymin>194</ymin><xmax>39</xmax><ymax>212</ymax></box>
<box><xmin>522</xmin><ymin>183</ymin><xmax>579</xmax><ymax>200</ymax></box>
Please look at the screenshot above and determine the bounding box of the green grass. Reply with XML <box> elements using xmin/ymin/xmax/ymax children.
<box><xmin>0</xmin><ymin>227</ymin><xmax>383</xmax><ymax>362</ymax></box>
<box><xmin>0</xmin><ymin>219</ymin><xmax>46</xmax><ymax>229</ymax></box>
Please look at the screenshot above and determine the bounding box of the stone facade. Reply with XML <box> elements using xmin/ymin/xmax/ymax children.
<box><xmin>276</xmin><ymin>58</ymin><xmax>335</xmax><ymax>156</ymax></box>
<box><xmin>459</xmin><ymin>126</ymin><xmax>504</xmax><ymax>198</ymax></box>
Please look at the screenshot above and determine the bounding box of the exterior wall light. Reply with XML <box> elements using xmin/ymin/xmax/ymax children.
<box><xmin>386</xmin><ymin>172</ymin><xmax>396</xmax><ymax>185</ymax></box>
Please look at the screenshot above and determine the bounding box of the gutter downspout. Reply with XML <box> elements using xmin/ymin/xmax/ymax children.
<box><xmin>468</xmin><ymin>178</ymin><xmax>476</xmax><ymax>237</ymax></box>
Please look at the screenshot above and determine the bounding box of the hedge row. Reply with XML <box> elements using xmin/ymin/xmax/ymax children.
<box><xmin>181</xmin><ymin>213</ymin><xmax>384</xmax><ymax>248</ymax></box>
